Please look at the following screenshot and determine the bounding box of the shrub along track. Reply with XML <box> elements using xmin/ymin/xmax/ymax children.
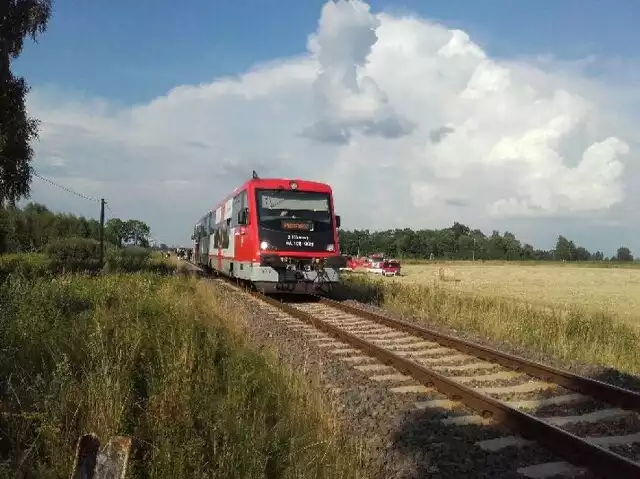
<box><xmin>186</xmin><ymin>263</ymin><xmax>640</xmax><ymax>478</ymax></box>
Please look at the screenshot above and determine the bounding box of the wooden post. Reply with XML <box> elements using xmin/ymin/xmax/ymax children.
<box><xmin>71</xmin><ymin>434</ymin><xmax>132</xmax><ymax>479</ymax></box>
<box><xmin>99</xmin><ymin>199</ymin><xmax>105</xmax><ymax>267</ymax></box>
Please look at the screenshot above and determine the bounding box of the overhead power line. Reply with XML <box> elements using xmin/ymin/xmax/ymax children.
<box><xmin>1</xmin><ymin>154</ymin><xmax>102</xmax><ymax>204</ymax></box>
<box><xmin>31</xmin><ymin>171</ymin><xmax>101</xmax><ymax>203</ymax></box>
<box><xmin>1</xmin><ymin>154</ymin><xmax>112</xmax><ymax>265</ymax></box>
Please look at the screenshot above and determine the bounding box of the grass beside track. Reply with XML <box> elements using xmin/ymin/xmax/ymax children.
<box><xmin>341</xmin><ymin>274</ymin><xmax>640</xmax><ymax>376</ymax></box>
<box><xmin>0</xmin><ymin>273</ymin><xmax>366</xmax><ymax>478</ymax></box>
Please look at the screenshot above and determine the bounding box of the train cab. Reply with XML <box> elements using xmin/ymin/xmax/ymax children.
<box><xmin>192</xmin><ymin>175</ymin><xmax>347</xmax><ymax>294</ymax></box>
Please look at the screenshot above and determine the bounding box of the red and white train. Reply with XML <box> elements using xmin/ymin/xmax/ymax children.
<box><xmin>191</xmin><ymin>174</ymin><xmax>347</xmax><ymax>294</ymax></box>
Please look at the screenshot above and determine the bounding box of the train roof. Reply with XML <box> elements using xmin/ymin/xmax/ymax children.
<box><xmin>195</xmin><ymin>177</ymin><xmax>334</xmax><ymax>222</ymax></box>
<box><xmin>221</xmin><ymin>177</ymin><xmax>332</xmax><ymax>204</ymax></box>
<box><xmin>240</xmin><ymin>177</ymin><xmax>332</xmax><ymax>192</ymax></box>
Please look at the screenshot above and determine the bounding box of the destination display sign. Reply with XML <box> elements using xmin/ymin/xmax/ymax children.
<box><xmin>281</xmin><ymin>220</ymin><xmax>313</xmax><ymax>231</ymax></box>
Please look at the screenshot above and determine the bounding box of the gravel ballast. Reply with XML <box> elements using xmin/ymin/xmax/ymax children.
<box><xmin>337</xmin><ymin>294</ymin><xmax>640</xmax><ymax>393</ymax></box>
<box><xmin>210</xmin><ymin>280</ymin><xmax>592</xmax><ymax>478</ymax></box>
<box><xmin>176</xmin><ymin>260</ymin><xmax>631</xmax><ymax>479</ymax></box>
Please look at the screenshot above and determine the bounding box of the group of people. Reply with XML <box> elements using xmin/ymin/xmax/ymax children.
<box><xmin>174</xmin><ymin>247</ymin><xmax>193</xmax><ymax>261</ymax></box>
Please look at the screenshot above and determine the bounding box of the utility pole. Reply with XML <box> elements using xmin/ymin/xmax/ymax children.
<box><xmin>472</xmin><ymin>237</ymin><xmax>476</xmax><ymax>261</ymax></box>
<box><xmin>99</xmin><ymin>198</ymin><xmax>105</xmax><ymax>267</ymax></box>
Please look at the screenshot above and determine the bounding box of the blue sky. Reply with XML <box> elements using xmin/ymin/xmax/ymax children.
<box><xmin>14</xmin><ymin>0</ymin><xmax>640</xmax><ymax>252</ymax></box>
<box><xmin>15</xmin><ymin>0</ymin><xmax>640</xmax><ymax>105</ymax></box>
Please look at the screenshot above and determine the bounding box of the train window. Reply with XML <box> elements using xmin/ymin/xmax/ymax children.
<box><xmin>232</xmin><ymin>190</ymin><xmax>249</xmax><ymax>228</ymax></box>
<box><xmin>259</xmin><ymin>193</ymin><xmax>329</xmax><ymax>212</ymax></box>
<box><xmin>256</xmin><ymin>189</ymin><xmax>332</xmax><ymax>232</ymax></box>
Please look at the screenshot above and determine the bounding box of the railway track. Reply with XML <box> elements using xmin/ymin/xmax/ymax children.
<box><xmin>190</xmin><ymin>265</ymin><xmax>640</xmax><ymax>478</ymax></box>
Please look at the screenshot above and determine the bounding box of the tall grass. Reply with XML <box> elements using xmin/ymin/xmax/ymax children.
<box><xmin>0</xmin><ymin>274</ymin><xmax>366</xmax><ymax>478</ymax></box>
<box><xmin>341</xmin><ymin>275</ymin><xmax>640</xmax><ymax>375</ymax></box>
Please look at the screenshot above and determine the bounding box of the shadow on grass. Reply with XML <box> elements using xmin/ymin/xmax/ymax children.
<box><xmin>330</xmin><ymin>278</ymin><xmax>385</xmax><ymax>305</ymax></box>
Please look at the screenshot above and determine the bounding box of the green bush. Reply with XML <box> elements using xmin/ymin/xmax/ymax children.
<box><xmin>44</xmin><ymin>237</ymin><xmax>102</xmax><ymax>273</ymax></box>
<box><xmin>104</xmin><ymin>246</ymin><xmax>150</xmax><ymax>272</ymax></box>
<box><xmin>146</xmin><ymin>254</ymin><xmax>178</xmax><ymax>275</ymax></box>
<box><xmin>1</xmin><ymin>243</ymin><xmax>177</xmax><ymax>280</ymax></box>
<box><xmin>104</xmin><ymin>247</ymin><xmax>176</xmax><ymax>275</ymax></box>
<box><xmin>0</xmin><ymin>253</ymin><xmax>53</xmax><ymax>281</ymax></box>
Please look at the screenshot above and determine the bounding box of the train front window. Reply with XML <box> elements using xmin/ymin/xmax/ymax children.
<box><xmin>256</xmin><ymin>189</ymin><xmax>332</xmax><ymax>231</ymax></box>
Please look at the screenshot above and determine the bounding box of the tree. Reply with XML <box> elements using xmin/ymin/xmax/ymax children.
<box><xmin>105</xmin><ymin>218</ymin><xmax>127</xmax><ymax>248</ymax></box>
<box><xmin>450</xmin><ymin>221</ymin><xmax>470</xmax><ymax>240</ymax></box>
<box><xmin>0</xmin><ymin>0</ymin><xmax>53</xmax><ymax>205</ymax></box>
<box><xmin>502</xmin><ymin>232</ymin><xmax>522</xmax><ymax>260</ymax></box>
<box><xmin>616</xmin><ymin>246</ymin><xmax>633</xmax><ymax>262</ymax></box>
<box><xmin>572</xmin><ymin>246</ymin><xmax>589</xmax><ymax>261</ymax></box>
<box><xmin>124</xmin><ymin>219</ymin><xmax>151</xmax><ymax>247</ymax></box>
<box><xmin>555</xmin><ymin>235</ymin><xmax>573</xmax><ymax>261</ymax></box>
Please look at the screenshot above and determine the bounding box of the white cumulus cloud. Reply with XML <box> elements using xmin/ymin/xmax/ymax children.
<box><xmin>25</xmin><ymin>0</ymin><xmax>638</xmax><ymax>251</ymax></box>
<box><xmin>303</xmin><ymin>0</ymin><xmax>414</xmax><ymax>143</ymax></box>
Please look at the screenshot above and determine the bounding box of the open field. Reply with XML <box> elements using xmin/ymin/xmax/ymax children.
<box><xmin>401</xmin><ymin>259</ymin><xmax>640</xmax><ymax>269</ymax></box>
<box><xmin>0</xmin><ymin>271</ymin><xmax>365</xmax><ymax>478</ymax></box>
<box><xmin>392</xmin><ymin>262</ymin><xmax>640</xmax><ymax>326</ymax></box>
<box><xmin>342</xmin><ymin>265</ymin><xmax>640</xmax><ymax>375</ymax></box>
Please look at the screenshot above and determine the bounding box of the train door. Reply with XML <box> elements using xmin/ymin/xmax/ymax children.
<box><xmin>231</xmin><ymin>190</ymin><xmax>251</xmax><ymax>278</ymax></box>
<box><xmin>213</xmin><ymin>206</ymin><xmax>223</xmax><ymax>271</ymax></box>
<box><xmin>220</xmin><ymin>197</ymin><xmax>234</xmax><ymax>274</ymax></box>
<box><xmin>205</xmin><ymin>212</ymin><xmax>214</xmax><ymax>267</ymax></box>
<box><xmin>193</xmin><ymin>223</ymin><xmax>200</xmax><ymax>264</ymax></box>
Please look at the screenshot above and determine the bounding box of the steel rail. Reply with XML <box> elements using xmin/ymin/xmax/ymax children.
<box><xmin>192</xmin><ymin>268</ymin><xmax>640</xmax><ymax>477</ymax></box>
<box><xmin>319</xmin><ymin>296</ymin><xmax>640</xmax><ymax>413</ymax></box>
<box><xmin>256</xmin><ymin>293</ymin><xmax>640</xmax><ymax>479</ymax></box>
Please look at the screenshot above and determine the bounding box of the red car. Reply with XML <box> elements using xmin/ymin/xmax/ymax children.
<box><xmin>366</xmin><ymin>257</ymin><xmax>401</xmax><ymax>276</ymax></box>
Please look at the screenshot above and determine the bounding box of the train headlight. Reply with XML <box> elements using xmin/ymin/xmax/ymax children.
<box><xmin>326</xmin><ymin>244</ymin><xmax>335</xmax><ymax>251</ymax></box>
<box><xmin>260</xmin><ymin>241</ymin><xmax>269</xmax><ymax>250</ymax></box>
<box><xmin>290</xmin><ymin>181</ymin><xmax>298</xmax><ymax>190</ymax></box>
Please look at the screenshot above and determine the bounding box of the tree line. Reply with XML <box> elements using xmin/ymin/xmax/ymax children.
<box><xmin>0</xmin><ymin>202</ymin><xmax>152</xmax><ymax>254</ymax></box>
<box><xmin>338</xmin><ymin>222</ymin><xmax>634</xmax><ymax>262</ymax></box>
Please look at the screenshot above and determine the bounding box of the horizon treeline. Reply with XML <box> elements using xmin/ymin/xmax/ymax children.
<box><xmin>338</xmin><ymin>222</ymin><xmax>634</xmax><ymax>262</ymax></box>
<box><xmin>0</xmin><ymin>202</ymin><xmax>152</xmax><ymax>254</ymax></box>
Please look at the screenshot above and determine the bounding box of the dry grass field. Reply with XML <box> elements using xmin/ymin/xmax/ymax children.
<box><xmin>394</xmin><ymin>263</ymin><xmax>640</xmax><ymax>326</ymax></box>
<box><xmin>344</xmin><ymin>261</ymin><xmax>640</xmax><ymax>374</ymax></box>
